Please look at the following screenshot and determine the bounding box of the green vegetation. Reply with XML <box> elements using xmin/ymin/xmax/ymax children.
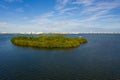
<box><xmin>11</xmin><ymin>35</ymin><xmax>88</xmax><ymax>49</ymax></box>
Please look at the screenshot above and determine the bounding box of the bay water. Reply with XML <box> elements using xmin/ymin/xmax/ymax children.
<box><xmin>0</xmin><ymin>34</ymin><xmax>120</xmax><ymax>80</ymax></box>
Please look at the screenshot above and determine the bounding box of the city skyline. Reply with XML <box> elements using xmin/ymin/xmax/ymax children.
<box><xmin>0</xmin><ymin>0</ymin><xmax>120</xmax><ymax>32</ymax></box>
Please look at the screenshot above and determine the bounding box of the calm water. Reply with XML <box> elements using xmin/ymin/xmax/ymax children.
<box><xmin>0</xmin><ymin>34</ymin><xmax>120</xmax><ymax>80</ymax></box>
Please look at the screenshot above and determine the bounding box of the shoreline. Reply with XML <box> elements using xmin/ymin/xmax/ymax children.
<box><xmin>0</xmin><ymin>32</ymin><xmax>120</xmax><ymax>35</ymax></box>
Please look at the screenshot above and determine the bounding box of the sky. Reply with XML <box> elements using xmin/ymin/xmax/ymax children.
<box><xmin>0</xmin><ymin>0</ymin><xmax>120</xmax><ymax>33</ymax></box>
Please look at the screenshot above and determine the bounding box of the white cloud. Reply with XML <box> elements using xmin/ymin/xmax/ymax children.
<box><xmin>30</xmin><ymin>13</ymin><xmax>82</xmax><ymax>31</ymax></box>
<box><xmin>55</xmin><ymin>0</ymin><xmax>69</xmax><ymax>10</ymax></box>
<box><xmin>82</xmin><ymin>2</ymin><xmax>120</xmax><ymax>13</ymax></box>
<box><xmin>1</xmin><ymin>0</ymin><xmax>120</xmax><ymax>32</ymax></box>
<box><xmin>72</xmin><ymin>0</ymin><xmax>95</xmax><ymax>6</ymax></box>
<box><xmin>79</xmin><ymin>1</ymin><xmax>120</xmax><ymax>22</ymax></box>
<box><xmin>15</xmin><ymin>0</ymin><xmax>120</xmax><ymax>32</ymax></box>
<box><xmin>81</xmin><ymin>10</ymin><xmax>108</xmax><ymax>22</ymax></box>
<box><xmin>59</xmin><ymin>7</ymin><xmax>78</xmax><ymax>14</ymax></box>
<box><xmin>55</xmin><ymin>0</ymin><xmax>120</xmax><ymax>21</ymax></box>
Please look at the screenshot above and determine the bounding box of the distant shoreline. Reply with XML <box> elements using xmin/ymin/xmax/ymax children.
<box><xmin>0</xmin><ymin>32</ymin><xmax>120</xmax><ymax>34</ymax></box>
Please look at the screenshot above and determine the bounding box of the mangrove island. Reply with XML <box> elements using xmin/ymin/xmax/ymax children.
<box><xmin>11</xmin><ymin>35</ymin><xmax>88</xmax><ymax>49</ymax></box>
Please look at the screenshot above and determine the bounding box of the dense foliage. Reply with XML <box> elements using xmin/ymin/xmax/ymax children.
<box><xmin>11</xmin><ymin>35</ymin><xmax>88</xmax><ymax>49</ymax></box>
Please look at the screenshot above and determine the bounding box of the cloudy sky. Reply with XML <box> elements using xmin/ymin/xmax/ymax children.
<box><xmin>0</xmin><ymin>0</ymin><xmax>120</xmax><ymax>32</ymax></box>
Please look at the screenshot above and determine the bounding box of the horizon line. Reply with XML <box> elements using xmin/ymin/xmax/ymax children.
<box><xmin>0</xmin><ymin>32</ymin><xmax>120</xmax><ymax>34</ymax></box>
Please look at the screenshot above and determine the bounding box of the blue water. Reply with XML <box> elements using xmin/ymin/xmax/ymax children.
<box><xmin>0</xmin><ymin>34</ymin><xmax>120</xmax><ymax>80</ymax></box>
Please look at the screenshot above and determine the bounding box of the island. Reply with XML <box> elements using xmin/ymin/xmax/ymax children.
<box><xmin>11</xmin><ymin>35</ymin><xmax>88</xmax><ymax>49</ymax></box>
